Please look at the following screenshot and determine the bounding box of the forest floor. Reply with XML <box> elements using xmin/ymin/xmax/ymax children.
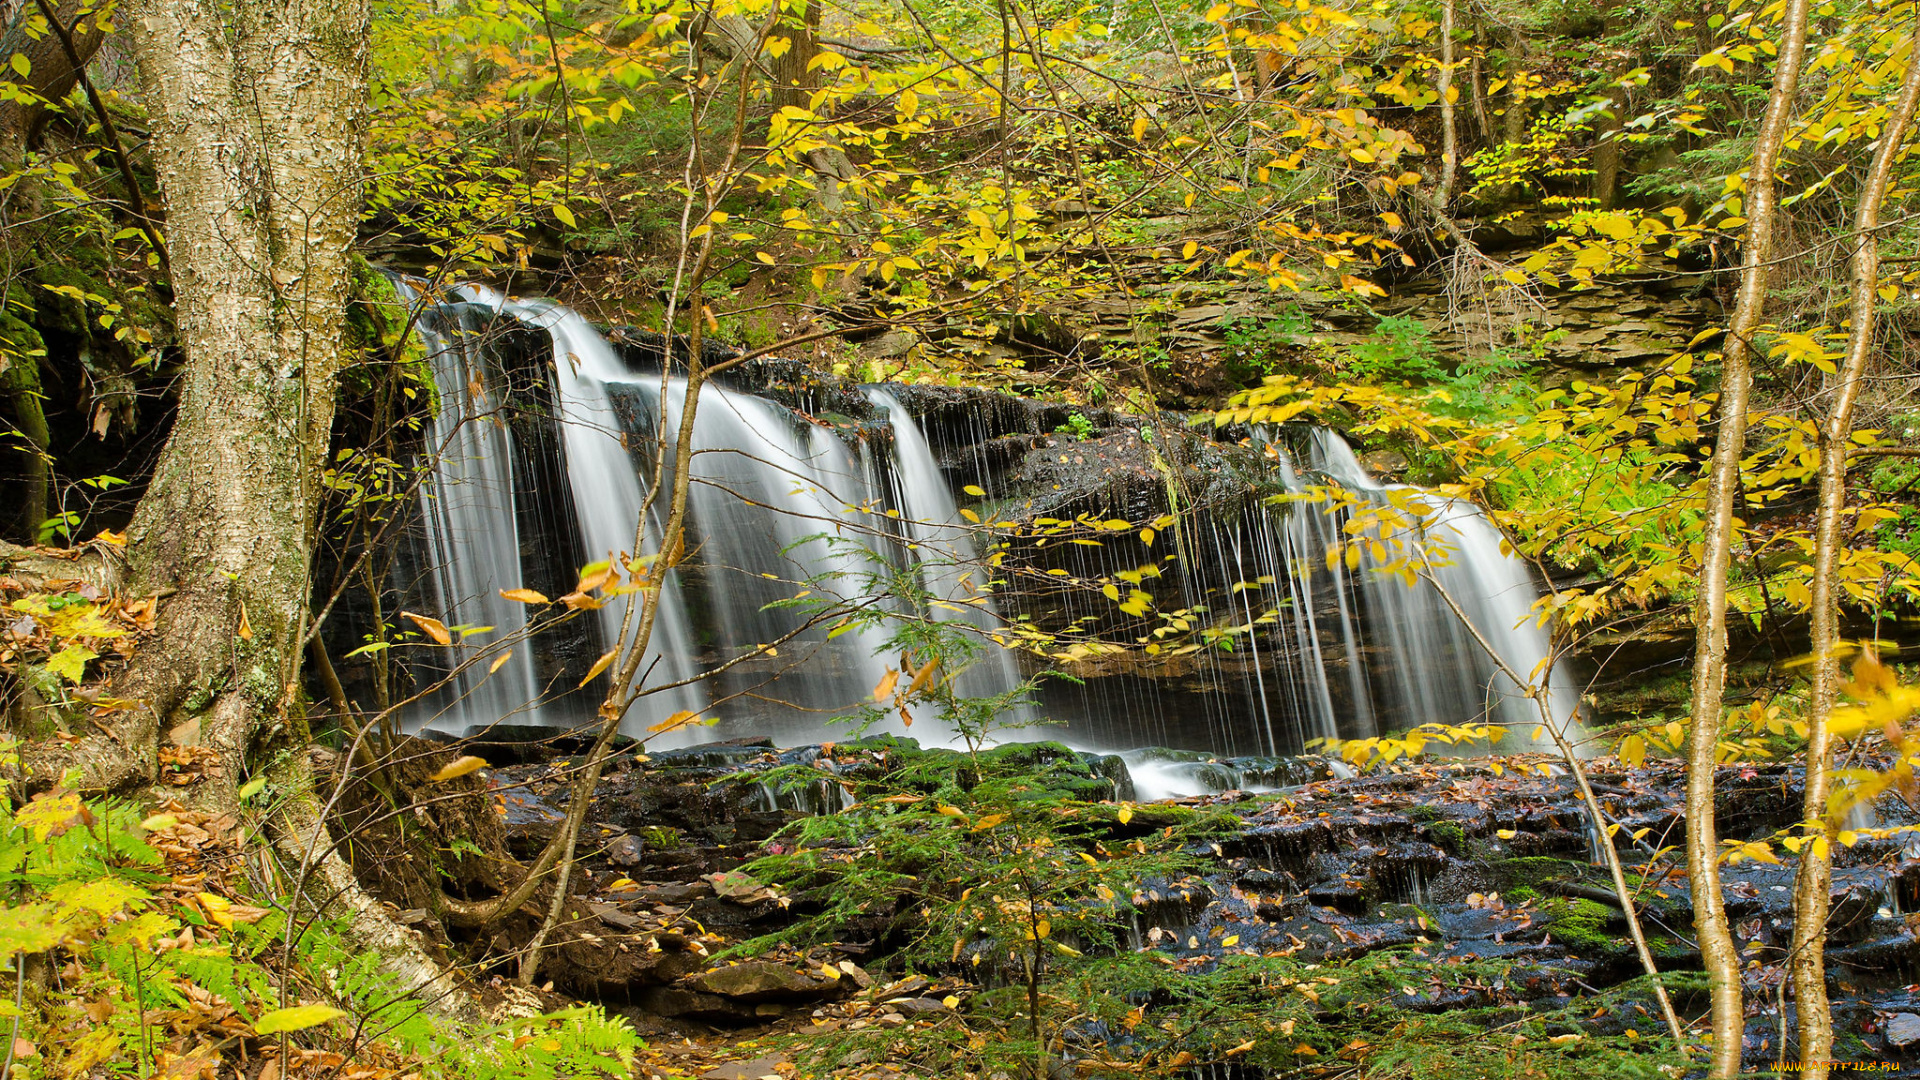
<box><xmin>445</xmin><ymin>736</ymin><xmax>1920</xmax><ymax>1078</ymax></box>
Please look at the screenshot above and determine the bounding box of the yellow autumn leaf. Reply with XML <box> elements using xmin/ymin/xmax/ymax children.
<box><xmin>401</xmin><ymin>611</ymin><xmax>452</xmax><ymax>645</ymax></box>
<box><xmin>198</xmin><ymin>893</ymin><xmax>233</xmax><ymax>929</ymax></box>
<box><xmin>428</xmin><ymin>755</ymin><xmax>489</xmax><ymax>782</ymax></box>
<box><xmin>578</xmin><ymin>647</ymin><xmax>618</xmax><ymax>688</ymax></box>
<box><xmin>1617</xmin><ymin>733</ymin><xmax>1646</xmax><ymax>769</ymax></box>
<box><xmin>499</xmin><ymin>588</ymin><xmax>551</xmax><ymax>605</ymax></box>
<box><xmin>648</xmin><ymin>710</ymin><xmax>702</xmax><ymax>735</ymax></box>
<box><xmin>254</xmin><ymin>1005</ymin><xmax>348</xmax><ymax>1035</ymax></box>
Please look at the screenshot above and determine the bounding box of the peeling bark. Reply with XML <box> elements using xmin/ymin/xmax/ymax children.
<box><xmin>16</xmin><ymin>0</ymin><xmax>477</xmax><ymax>1021</ymax></box>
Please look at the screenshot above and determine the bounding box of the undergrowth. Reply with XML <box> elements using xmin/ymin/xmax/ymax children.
<box><xmin>0</xmin><ymin>738</ymin><xmax>640</xmax><ymax>1080</ymax></box>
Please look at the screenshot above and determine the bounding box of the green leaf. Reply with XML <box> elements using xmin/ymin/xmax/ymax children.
<box><xmin>238</xmin><ymin>775</ymin><xmax>269</xmax><ymax>802</ymax></box>
<box><xmin>9</xmin><ymin>54</ymin><xmax>28</xmax><ymax>78</ymax></box>
<box><xmin>254</xmin><ymin>1004</ymin><xmax>348</xmax><ymax>1035</ymax></box>
<box><xmin>17</xmin><ymin>790</ymin><xmax>87</xmax><ymax>840</ymax></box>
<box><xmin>552</xmin><ymin>203</ymin><xmax>577</xmax><ymax>228</ymax></box>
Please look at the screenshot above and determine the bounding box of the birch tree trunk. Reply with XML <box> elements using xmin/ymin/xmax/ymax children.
<box><xmin>19</xmin><ymin>0</ymin><xmax>474</xmax><ymax>1019</ymax></box>
<box><xmin>1435</xmin><ymin>0</ymin><xmax>1456</xmax><ymax>207</ymax></box>
<box><xmin>1684</xmin><ymin>0</ymin><xmax>1811</xmax><ymax>1073</ymax></box>
<box><xmin>1789</xmin><ymin>36</ymin><xmax>1920</xmax><ymax>1076</ymax></box>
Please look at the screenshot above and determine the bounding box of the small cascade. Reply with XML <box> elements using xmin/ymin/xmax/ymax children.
<box><xmin>865</xmin><ymin>387</ymin><xmax>1034</xmax><ymax>726</ymax></box>
<box><xmin>401</xmin><ymin>289</ymin><xmax>549</xmax><ymax>729</ymax></box>
<box><xmin>1121</xmin><ymin>748</ymin><xmax>1334</xmax><ymax>801</ymax></box>
<box><xmin>1387</xmin><ymin>862</ymin><xmax>1434</xmax><ymax>907</ymax></box>
<box><xmin>1284</xmin><ymin>430</ymin><xmax>1578</xmax><ymax>742</ymax></box>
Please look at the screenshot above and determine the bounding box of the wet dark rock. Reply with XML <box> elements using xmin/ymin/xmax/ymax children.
<box><xmin>636</xmin><ymin>986</ymin><xmax>768</xmax><ymax>1023</ymax></box>
<box><xmin>608</xmin><ymin>833</ymin><xmax>644</xmax><ymax>867</ymax></box>
<box><xmin>632</xmin><ymin>881</ymin><xmax>712</xmax><ymax>905</ymax></box>
<box><xmin>588</xmin><ymin>902</ymin><xmax>642</xmax><ymax>931</ymax></box>
<box><xmin>548</xmin><ymin>931</ymin><xmax>707</xmax><ymax>997</ymax></box>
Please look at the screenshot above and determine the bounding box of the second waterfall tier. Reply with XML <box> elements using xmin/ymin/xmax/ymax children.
<box><xmin>387</xmin><ymin>291</ymin><xmax>1576</xmax><ymax>756</ymax></box>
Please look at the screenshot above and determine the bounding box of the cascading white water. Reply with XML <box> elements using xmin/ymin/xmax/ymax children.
<box><xmin>1295</xmin><ymin>428</ymin><xmax>1578</xmax><ymax>741</ymax></box>
<box><xmin>641</xmin><ymin>375</ymin><xmax>915</xmax><ymax>744</ymax></box>
<box><xmin>401</xmin><ymin>288</ymin><xmax>548</xmax><ymax>729</ymax></box>
<box><xmin>865</xmin><ymin>388</ymin><xmax>1034</xmax><ymax>728</ymax></box>
<box><xmin>399</xmin><ymin>289</ymin><xmax>1570</xmax><ymax>757</ymax></box>
<box><xmin>480</xmin><ymin>293</ymin><xmax>710</xmax><ymax>735</ymax></box>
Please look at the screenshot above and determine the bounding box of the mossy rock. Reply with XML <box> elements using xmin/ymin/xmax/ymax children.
<box><xmin>843</xmin><ymin>737</ymin><xmax>1129</xmax><ymax>802</ymax></box>
<box><xmin>1488</xmin><ymin>856</ymin><xmax>1594</xmax><ymax>893</ymax></box>
<box><xmin>1538</xmin><ymin>895</ymin><xmax>1617</xmax><ymax>955</ymax></box>
<box><xmin>1422</xmin><ymin>819</ymin><xmax>1468</xmax><ymax>853</ymax></box>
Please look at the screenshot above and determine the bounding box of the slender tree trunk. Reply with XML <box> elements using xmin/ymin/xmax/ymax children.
<box><xmin>1470</xmin><ymin>47</ymin><xmax>1491</xmax><ymax>141</ymax></box>
<box><xmin>1435</xmin><ymin>0</ymin><xmax>1456</xmax><ymax>207</ymax></box>
<box><xmin>1685</xmin><ymin>0</ymin><xmax>1811</xmax><ymax>1073</ymax></box>
<box><xmin>1789</xmin><ymin>34</ymin><xmax>1920</xmax><ymax>1077</ymax></box>
<box><xmin>769</xmin><ymin>0</ymin><xmax>819</xmax><ymax>112</ymax></box>
<box><xmin>1592</xmin><ymin>81</ymin><xmax>1626</xmax><ymax>210</ymax></box>
<box><xmin>1500</xmin><ymin>30</ymin><xmax>1527</xmax><ymax>148</ymax></box>
<box><xmin>2</xmin><ymin>362</ymin><xmax>49</xmax><ymax>540</ymax></box>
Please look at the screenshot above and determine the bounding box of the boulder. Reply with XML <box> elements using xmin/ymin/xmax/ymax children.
<box><xmin>689</xmin><ymin>960</ymin><xmax>844</xmax><ymax>1002</ymax></box>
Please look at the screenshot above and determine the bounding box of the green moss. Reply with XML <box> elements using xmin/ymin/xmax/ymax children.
<box><xmin>343</xmin><ymin>258</ymin><xmax>434</xmax><ymax>414</ymax></box>
<box><xmin>1489</xmin><ymin>856</ymin><xmax>1590</xmax><ymax>893</ymax></box>
<box><xmin>1540</xmin><ymin>896</ymin><xmax>1616</xmax><ymax>954</ymax></box>
<box><xmin>1425</xmin><ymin>819</ymin><xmax>1467</xmax><ymax>853</ymax></box>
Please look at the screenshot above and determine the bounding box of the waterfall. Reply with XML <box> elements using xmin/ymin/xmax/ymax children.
<box><xmin>396</xmin><ymin>289</ymin><xmax>1570</xmax><ymax>756</ymax></box>
<box><xmin>641</xmin><ymin>374</ymin><xmax>909</xmax><ymax>744</ymax></box>
<box><xmin>1299</xmin><ymin>428</ymin><xmax>1577</xmax><ymax>742</ymax></box>
<box><xmin>865</xmin><ymin>388</ymin><xmax>1034</xmax><ymax>729</ymax></box>
<box><xmin>487</xmin><ymin>294</ymin><xmax>709</xmax><ymax>734</ymax></box>
<box><xmin>399</xmin><ymin>288</ymin><xmax>549</xmax><ymax>730</ymax></box>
